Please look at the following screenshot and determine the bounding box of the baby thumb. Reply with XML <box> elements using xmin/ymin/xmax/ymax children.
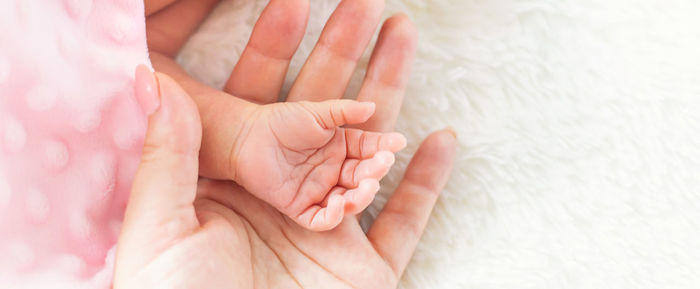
<box><xmin>123</xmin><ymin>65</ymin><xmax>202</xmax><ymax>239</ymax></box>
<box><xmin>300</xmin><ymin>99</ymin><xmax>376</xmax><ymax>128</ymax></box>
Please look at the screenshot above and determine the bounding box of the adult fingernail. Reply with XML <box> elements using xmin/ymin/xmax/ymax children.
<box><xmin>361</xmin><ymin>101</ymin><xmax>377</xmax><ymax>111</ymax></box>
<box><xmin>445</xmin><ymin>127</ymin><xmax>457</xmax><ymax>139</ymax></box>
<box><xmin>395</xmin><ymin>133</ymin><xmax>407</xmax><ymax>150</ymax></box>
<box><xmin>376</xmin><ymin>151</ymin><xmax>396</xmax><ymax>166</ymax></box>
<box><xmin>134</xmin><ymin>64</ymin><xmax>160</xmax><ymax>115</ymax></box>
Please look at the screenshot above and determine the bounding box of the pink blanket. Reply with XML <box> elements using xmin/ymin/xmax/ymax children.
<box><xmin>0</xmin><ymin>0</ymin><xmax>149</xmax><ymax>287</ymax></box>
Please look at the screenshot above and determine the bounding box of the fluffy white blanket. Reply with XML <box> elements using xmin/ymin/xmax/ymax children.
<box><xmin>178</xmin><ymin>0</ymin><xmax>700</xmax><ymax>288</ymax></box>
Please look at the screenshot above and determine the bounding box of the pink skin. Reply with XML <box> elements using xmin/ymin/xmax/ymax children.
<box><xmin>117</xmin><ymin>70</ymin><xmax>457</xmax><ymax>289</ymax></box>
<box><xmin>136</xmin><ymin>65</ymin><xmax>406</xmax><ymax>231</ymax></box>
<box><xmin>232</xmin><ymin>100</ymin><xmax>406</xmax><ymax>230</ymax></box>
<box><xmin>114</xmin><ymin>0</ymin><xmax>457</xmax><ymax>288</ymax></box>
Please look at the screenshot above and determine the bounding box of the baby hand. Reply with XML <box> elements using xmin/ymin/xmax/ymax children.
<box><xmin>230</xmin><ymin>100</ymin><xmax>406</xmax><ymax>231</ymax></box>
<box><xmin>135</xmin><ymin>66</ymin><xmax>404</xmax><ymax>231</ymax></box>
<box><xmin>136</xmin><ymin>66</ymin><xmax>405</xmax><ymax>231</ymax></box>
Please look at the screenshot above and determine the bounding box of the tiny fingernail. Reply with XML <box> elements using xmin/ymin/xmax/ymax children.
<box><xmin>397</xmin><ymin>133</ymin><xmax>408</xmax><ymax>149</ymax></box>
<box><xmin>135</xmin><ymin>64</ymin><xmax>160</xmax><ymax>115</ymax></box>
<box><xmin>382</xmin><ymin>132</ymin><xmax>407</xmax><ymax>150</ymax></box>
<box><xmin>378</xmin><ymin>151</ymin><xmax>395</xmax><ymax>165</ymax></box>
<box><xmin>445</xmin><ymin>127</ymin><xmax>457</xmax><ymax>139</ymax></box>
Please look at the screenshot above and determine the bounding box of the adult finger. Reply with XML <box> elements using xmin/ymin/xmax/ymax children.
<box><xmin>122</xmin><ymin>66</ymin><xmax>202</xmax><ymax>240</ymax></box>
<box><xmin>224</xmin><ymin>0</ymin><xmax>309</xmax><ymax>104</ymax></box>
<box><xmin>286</xmin><ymin>0</ymin><xmax>385</xmax><ymax>102</ymax></box>
<box><xmin>146</xmin><ymin>0</ymin><xmax>221</xmax><ymax>57</ymax></box>
<box><xmin>350</xmin><ymin>14</ymin><xmax>417</xmax><ymax>132</ymax></box>
<box><xmin>367</xmin><ymin>130</ymin><xmax>457</xmax><ymax>277</ymax></box>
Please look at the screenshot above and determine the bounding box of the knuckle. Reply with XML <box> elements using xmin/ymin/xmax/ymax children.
<box><xmin>140</xmin><ymin>139</ymin><xmax>198</xmax><ymax>165</ymax></box>
<box><xmin>384</xmin><ymin>209</ymin><xmax>423</xmax><ymax>238</ymax></box>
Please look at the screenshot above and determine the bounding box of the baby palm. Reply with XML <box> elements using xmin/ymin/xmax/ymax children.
<box><xmin>232</xmin><ymin>100</ymin><xmax>406</xmax><ymax>231</ymax></box>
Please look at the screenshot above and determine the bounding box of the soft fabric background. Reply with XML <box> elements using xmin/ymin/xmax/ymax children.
<box><xmin>178</xmin><ymin>0</ymin><xmax>700</xmax><ymax>288</ymax></box>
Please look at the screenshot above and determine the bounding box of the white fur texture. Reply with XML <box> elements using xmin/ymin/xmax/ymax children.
<box><xmin>177</xmin><ymin>0</ymin><xmax>700</xmax><ymax>288</ymax></box>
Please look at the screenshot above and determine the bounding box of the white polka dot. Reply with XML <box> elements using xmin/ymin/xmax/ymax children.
<box><xmin>0</xmin><ymin>175</ymin><xmax>11</xmax><ymax>209</ymax></box>
<box><xmin>89</xmin><ymin>152</ymin><xmax>116</xmax><ymax>203</ymax></box>
<box><xmin>104</xmin><ymin>246</ymin><xmax>116</xmax><ymax>265</ymax></box>
<box><xmin>26</xmin><ymin>85</ymin><xmax>57</xmax><ymax>111</ymax></box>
<box><xmin>108</xmin><ymin>13</ymin><xmax>135</xmax><ymax>43</ymax></box>
<box><xmin>63</xmin><ymin>0</ymin><xmax>92</xmax><ymax>19</ymax></box>
<box><xmin>69</xmin><ymin>212</ymin><xmax>95</xmax><ymax>239</ymax></box>
<box><xmin>87</xmin><ymin>47</ymin><xmax>121</xmax><ymax>74</ymax></box>
<box><xmin>4</xmin><ymin>119</ymin><xmax>27</xmax><ymax>153</ymax></box>
<box><xmin>53</xmin><ymin>254</ymin><xmax>87</xmax><ymax>276</ymax></box>
<box><xmin>7</xmin><ymin>241</ymin><xmax>35</xmax><ymax>269</ymax></box>
<box><xmin>25</xmin><ymin>188</ymin><xmax>50</xmax><ymax>222</ymax></box>
<box><xmin>73</xmin><ymin>111</ymin><xmax>102</xmax><ymax>133</ymax></box>
<box><xmin>44</xmin><ymin>140</ymin><xmax>69</xmax><ymax>170</ymax></box>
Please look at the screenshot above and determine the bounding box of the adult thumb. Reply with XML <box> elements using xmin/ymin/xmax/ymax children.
<box><xmin>122</xmin><ymin>65</ymin><xmax>202</xmax><ymax>242</ymax></box>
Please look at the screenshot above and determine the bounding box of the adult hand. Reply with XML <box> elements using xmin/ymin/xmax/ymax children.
<box><xmin>144</xmin><ymin>0</ymin><xmax>419</xmax><ymax>178</ymax></box>
<box><xmin>114</xmin><ymin>0</ymin><xmax>457</xmax><ymax>288</ymax></box>
<box><xmin>113</xmin><ymin>70</ymin><xmax>457</xmax><ymax>288</ymax></box>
